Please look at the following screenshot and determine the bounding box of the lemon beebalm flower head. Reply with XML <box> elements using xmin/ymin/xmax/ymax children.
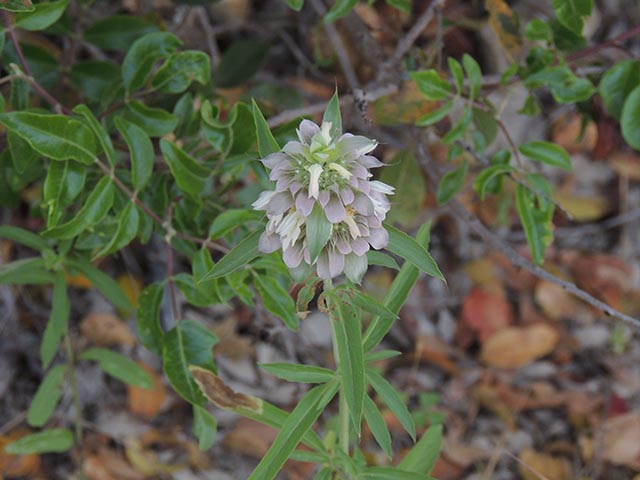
<box><xmin>252</xmin><ymin>98</ymin><xmax>394</xmax><ymax>283</ymax></box>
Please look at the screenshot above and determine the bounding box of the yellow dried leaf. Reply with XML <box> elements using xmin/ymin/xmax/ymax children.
<box><xmin>481</xmin><ymin>323</ymin><xmax>559</xmax><ymax>369</ymax></box>
<box><xmin>553</xmin><ymin>193</ymin><xmax>610</xmax><ymax>222</ymax></box>
<box><xmin>117</xmin><ymin>275</ymin><xmax>142</xmax><ymax>310</ymax></box>
<box><xmin>519</xmin><ymin>448</ymin><xmax>573</xmax><ymax>480</ymax></box>
<box><xmin>485</xmin><ymin>0</ymin><xmax>522</xmax><ymax>59</ymax></box>
<box><xmin>65</xmin><ymin>272</ymin><xmax>93</xmax><ymax>289</ymax></box>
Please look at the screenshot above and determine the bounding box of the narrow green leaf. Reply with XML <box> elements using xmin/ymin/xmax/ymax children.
<box><xmin>0</xmin><ymin>258</ymin><xmax>54</xmax><ymax>285</ymax></box>
<box><xmin>324</xmin><ymin>0</ymin><xmax>357</xmax><ymax>22</ymax></box>
<box><xmin>247</xmin><ymin>381</ymin><xmax>339</xmax><ymax>480</ymax></box>
<box><xmin>329</xmin><ymin>296</ymin><xmax>365</xmax><ymax>435</ymax></box>
<box><xmin>384</xmin><ymin>224</ymin><xmax>443</xmax><ymax>281</ymax></box>
<box><xmin>386</xmin><ymin>0</ymin><xmax>410</xmax><ymax>13</ymax></box>
<box><xmin>252</xmin><ymin>99</ymin><xmax>280</xmax><ymax>157</ymax></box>
<box><xmin>462</xmin><ymin>53</ymin><xmax>482</xmax><ymax>100</ymax></box>
<box><xmin>160</xmin><ymin>139</ymin><xmax>209</xmax><ymax>197</ymax></box>
<box><xmin>0</xmin><ymin>112</ymin><xmax>96</xmax><ymax>165</ymax></box>
<box><xmin>398</xmin><ymin>424</ymin><xmax>443</xmax><ymax>474</ymax></box>
<box><xmin>363</xmin><ymin>223</ymin><xmax>431</xmax><ymax>351</ymax></box>
<box><xmin>284</xmin><ymin>0</ymin><xmax>304</xmax><ymax>11</ymax></box>
<box><xmin>350</xmin><ymin>291</ymin><xmax>397</xmax><ymax>320</ymax></box>
<box><xmin>366</xmin><ymin>251</ymin><xmax>399</xmax><ymax>270</ymax></box>
<box><xmin>0</xmin><ymin>225</ymin><xmax>49</xmax><ymax>251</ymax></box>
<box><xmin>621</xmin><ymin>85</ymin><xmax>640</xmax><ymax>150</ymax></box>
<box><xmin>114</xmin><ymin>116</ymin><xmax>154</xmax><ymax>193</ymax></box>
<box><xmin>14</xmin><ymin>0</ymin><xmax>68</xmax><ymax>31</ymax></box>
<box><xmin>367</xmin><ymin>369</ymin><xmax>416</xmax><ymax>441</ymax></box>
<box><xmin>519</xmin><ymin>141</ymin><xmax>571</xmax><ymax>170</ymax></box>
<box><xmin>253</xmin><ymin>274</ymin><xmax>299</xmax><ymax>331</ymax></box>
<box><xmin>437</xmin><ymin>161</ymin><xmax>467</xmax><ymax>204</ymax></box>
<box><xmin>122</xmin><ymin>31</ymin><xmax>182</xmax><ymax>92</ymax></box>
<box><xmin>322</xmin><ymin>89</ymin><xmax>342</xmax><ymax>139</ymax></box>
<box><xmin>415</xmin><ymin>100</ymin><xmax>453</xmax><ymax>127</ymax></box>
<box><xmin>136</xmin><ymin>282</ymin><xmax>164</xmax><ymax>355</ymax></box>
<box><xmin>410</xmin><ymin>70</ymin><xmax>451</xmax><ymax>101</ymax></box>
<box><xmin>27</xmin><ymin>364</ymin><xmax>67</xmax><ymax>427</ymax></box>
<box><xmin>80</xmin><ymin>347</ymin><xmax>153</xmax><ymax>388</ymax></box>
<box><xmin>41</xmin><ymin>271</ymin><xmax>69</xmax><ymax>368</ymax></box>
<box><xmin>72</xmin><ymin>104</ymin><xmax>116</xmax><ymax>167</ymax></box>
<box><xmin>448</xmin><ymin>58</ymin><xmax>464</xmax><ymax>93</ymax></box>
<box><xmin>125</xmin><ymin>100</ymin><xmax>178</xmax><ymax>137</ymax></box>
<box><xmin>43</xmin><ymin>176</ymin><xmax>114</xmax><ymax>239</ymax></box>
<box><xmin>365</xmin><ymin>349</ymin><xmax>402</xmax><ymax>363</ymax></box>
<box><xmin>64</xmin><ymin>259</ymin><xmax>132</xmax><ymax>311</ymax></box>
<box><xmin>515</xmin><ymin>184</ymin><xmax>553</xmax><ymax>265</ymax></box>
<box><xmin>307</xmin><ymin>203</ymin><xmax>332</xmax><ymax>263</ymax></box>
<box><xmin>260</xmin><ymin>363</ymin><xmax>334</xmax><ymax>383</ymax></box>
<box><xmin>364</xmin><ymin>395</ymin><xmax>392</xmax><ymax>458</ymax></box>
<box><xmin>4</xmin><ymin>429</ymin><xmax>73</xmax><ymax>455</ymax></box>
<box><xmin>202</xmin><ymin>229</ymin><xmax>261</xmax><ymax>280</ymax></box>
<box><xmin>193</xmin><ymin>405</ymin><xmax>217</xmax><ymax>451</ymax></box>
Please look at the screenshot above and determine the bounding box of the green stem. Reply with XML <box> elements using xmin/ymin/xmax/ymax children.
<box><xmin>327</xmin><ymin>288</ymin><xmax>349</xmax><ymax>455</ymax></box>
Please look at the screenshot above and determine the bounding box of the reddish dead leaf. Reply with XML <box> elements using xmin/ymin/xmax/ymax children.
<box><xmin>534</xmin><ymin>280</ymin><xmax>581</xmax><ymax>321</ymax></box>
<box><xmin>551</xmin><ymin>113</ymin><xmax>597</xmax><ymax>154</ymax></box>
<box><xmin>518</xmin><ymin>448</ymin><xmax>573</xmax><ymax>480</ymax></box>
<box><xmin>80</xmin><ymin>312</ymin><xmax>136</xmax><ymax>347</ymax></box>
<box><xmin>127</xmin><ymin>362</ymin><xmax>167</xmax><ymax>420</ymax></box>
<box><xmin>602</xmin><ymin>412</ymin><xmax>640</xmax><ymax>469</ymax></box>
<box><xmin>569</xmin><ymin>254</ymin><xmax>635</xmax><ymax>310</ymax></box>
<box><xmin>190</xmin><ymin>366</ymin><xmax>262</xmax><ymax>412</ymax></box>
<box><xmin>0</xmin><ymin>431</ymin><xmax>41</xmax><ymax>478</ymax></box>
<box><xmin>481</xmin><ymin>323</ymin><xmax>559</xmax><ymax>369</ymax></box>
<box><xmin>461</xmin><ymin>288</ymin><xmax>513</xmax><ymax>342</ymax></box>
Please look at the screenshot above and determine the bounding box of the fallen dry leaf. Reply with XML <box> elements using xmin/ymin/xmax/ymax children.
<box><xmin>190</xmin><ymin>366</ymin><xmax>262</xmax><ymax>412</ymax></box>
<box><xmin>519</xmin><ymin>448</ymin><xmax>573</xmax><ymax>480</ymax></box>
<box><xmin>481</xmin><ymin>323</ymin><xmax>559</xmax><ymax>369</ymax></box>
<box><xmin>602</xmin><ymin>411</ymin><xmax>640</xmax><ymax>469</ymax></box>
<box><xmin>461</xmin><ymin>288</ymin><xmax>514</xmax><ymax>342</ymax></box>
<box><xmin>413</xmin><ymin>335</ymin><xmax>460</xmax><ymax>375</ymax></box>
<box><xmin>83</xmin><ymin>448</ymin><xmax>145</xmax><ymax>480</ymax></box>
<box><xmin>127</xmin><ymin>362</ymin><xmax>167</xmax><ymax>419</ymax></box>
<box><xmin>534</xmin><ymin>280</ymin><xmax>581</xmax><ymax>321</ymax></box>
<box><xmin>553</xmin><ymin>193</ymin><xmax>610</xmax><ymax>222</ymax></box>
<box><xmin>610</xmin><ymin>152</ymin><xmax>640</xmax><ymax>180</ymax></box>
<box><xmin>552</xmin><ymin>113</ymin><xmax>597</xmax><ymax>154</ymax></box>
<box><xmin>486</xmin><ymin>0</ymin><xmax>522</xmax><ymax>58</ymax></box>
<box><xmin>463</xmin><ymin>257</ymin><xmax>505</xmax><ymax>293</ymax></box>
<box><xmin>80</xmin><ymin>312</ymin><xmax>136</xmax><ymax>347</ymax></box>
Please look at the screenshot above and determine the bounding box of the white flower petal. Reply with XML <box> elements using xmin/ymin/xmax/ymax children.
<box><xmin>328</xmin><ymin>162</ymin><xmax>352</xmax><ymax>179</ymax></box>
<box><xmin>308</xmin><ymin>164</ymin><xmax>323</xmax><ymax>199</ymax></box>
<box><xmin>252</xmin><ymin>190</ymin><xmax>276</xmax><ymax>210</ymax></box>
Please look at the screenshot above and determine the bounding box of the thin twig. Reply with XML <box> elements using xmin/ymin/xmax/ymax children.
<box><xmin>389</xmin><ymin>0</ymin><xmax>445</xmax><ymax>66</ymax></box>
<box><xmin>308</xmin><ymin>0</ymin><xmax>360</xmax><ymax>90</ymax></box>
<box><xmin>416</xmin><ymin>142</ymin><xmax>640</xmax><ymax>331</ymax></box>
<box><xmin>567</xmin><ymin>25</ymin><xmax>640</xmax><ymax>62</ymax></box>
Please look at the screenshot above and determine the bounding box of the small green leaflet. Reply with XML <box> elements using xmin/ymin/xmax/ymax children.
<box><xmin>599</xmin><ymin>60</ymin><xmax>640</xmax><ymax>121</ymax></box>
<box><xmin>72</xmin><ymin>104</ymin><xmax>116</xmax><ymax>167</ymax></box>
<box><xmin>410</xmin><ymin>70</ymin><xmax>451</xmax><ymax>101</ymax></box>
<box><xmin>363</xmin><ymin>395</ymin><xmax>392</xmax><ymax>458</ymax></box>
<box><xmin>0</xmin><ymin>0</ymin><xmax>34</xmax><ymax>12</ymax></box>
<box><xmin>552</xmin><ymin>0</ymin><xmax>593</xmax><ymax>35</ymax></box>
<box><xmin>437</xmin><ymin>161</ymin><xmax>468</xmax><ymax>204</ymax></box>
<box><xmin>324</xmin><ymin>0</ymin><xmax>357</xmax><ymax>23</ymax></box>
<box><xmin>398</xmin><ymin>424</ymin><xmax>443</xmax><ymax>474</ymax></box>
<box><xmin>621</xmin><ymin>85</ymin><xmax>640</xmax><ymax>151</ymax></box>
<box><xmin>125</xmin><ymin>100</ymin><xmax>178</xmax><ymax>137</ymax></box>
<box><xmin>384</xmin><ymin>224</ymin><xmax>444</xmax><ymax>281</ymax></box>
<box><xmin>252</xmin><ymin>99</ymin><xmax>280</xmax><ymax>157</ymax></box>
<box><xmin>260</xmin><ymin>363</ymin><xmax>334</xmax><ymax>384</ymax></box>
<box><xmin>79</xmin><ymin>348</ymin><xmax>153</xmax><ymax>388</ymax></box>
<box><xmin>122</xmin><ymin>31</ymin><xmax>182</xmax><ymax>92</ymax></box>
<box><xmin>152</xmin><ymin>51</ymin><xmax>211</xmax><ymax>94</ymax></box>
<box><xmin>416</xmin><ymin>100</ymin><xmax>453</xmax><ymax>127</ymax></box>
<box><xmin>160</xmin><ymin>139</ymin><xmax>210</xmax><ymax>197</ymax></box>
<box><xmin>4</xmin><ymin>429</ymin><xmax>74</xmax><ymax>455</ymax></box>
<box><xmin>462</xmin><ymin>53</ymin><xmax>482</xmax><ymax>100</ymax></box>
<box><xmin>367</xmin><ymin>369</ymin><xmax>416</xmax><ymax>441</ymax></box>
<box><xmin>519</xmin><ymin>141</ymin><xmax>571</xmax><ymax>170</ymax></box>
<box><xmin>201</xmin><ymin>229</ymin><xmax>261</xmax><ymax>280</ymax></box>
<box><xmin>193</xmin><ymin>405</ymin><xmax>217</xmax><ymax>451</ymax></box>
<box><xmin>41</xmin><ymin>271</ymin><xmax>70</xmax><ymax>368</ymax></box>
<box><xmin>322</xmin><ymin>89</ymin><xmax>342</xmax><ymax>139</ymax></box>
<box><xmin>27</xmin><ymin>364</ymin><xmax>67</xmax><ymax>427</ymax></box>
<box><xmin>515</xmin><ymin>183</ymin><xmax>554</xmax><ymax>266</ymax></box>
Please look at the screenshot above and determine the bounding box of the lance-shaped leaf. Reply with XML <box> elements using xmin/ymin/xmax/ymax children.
<box><xmin>27</xmin><ymin>364</ymin><xmax>67</xmax><ymax>427</ymax></box>
<box><xmin>79</xmin><ymin>347</ymin><xmax>153</xmax><ymax>388</ymax></box>
<box><xmin>367</xmin><ymin>368</ymin><xmax>416</xmax><ymax>441</ymax></box>
<box><xmin>160</xmin><ymin>139</ymin><xmax>210</xmax><ymax>197</ymax></box>
<box><xmin>201</xmin><ymin>229</ymin><xmax>261</xmax><ymax>280</ymax></box>
<box><xmin>41</xmin><ymin>271</ymin><xmax>70</xmax><ymax>368</ymax></box>
<box><xmin>4</xmin><ymin>429</ymin><xmax>73</xmax><ymax>455</ymax></box>
<box><xmin>252</xmin><ymin>99</ymin><xmax>280</xmax><ymax>157</ymax></box>
<box><xmin>136</xmin><ymin>282</ymin><xmax>165</xmax><ymax>355</ymax></box>
<box><xmin>114</xmin><ymin>116</ymin><xmax>154</xmax><ymax>193</ymax></box>
<box><xmin>398</xmin><ymin>424</ymin><xmax>443</xmax><ymax>474</ymax></box>
<box><xmin>322</xmin><ymin>89</ymin><xmax>342</xmax><ymax>139</ymax></box>
<box><xmin>384</xmin><ymin>223</ymin><xmax>444</xmax><ymax>281</ymax></box>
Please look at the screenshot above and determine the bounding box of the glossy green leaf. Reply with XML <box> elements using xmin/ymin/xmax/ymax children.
<box><xmin>384</xmin><ymin>224</ymin><xmax>443</xmax><ymax>281</ymax></box>
<box><xmin>114</xmin><ymin>117</ymin><xmax>154</xmax><ymax>192</ymax></box>
<box><xmin>363</xmin><ymin>223</ymin><xmax>430</xmax><ymax>351</ymax></box>
<box><xmin>193</xmin><ymin>405</ymin><xmax>217</xmax><ymax>451</ymax></box>
<box><xmin>322</xmin><ymin>89</ymin><xmax>342</xmax><ymax>139</ymax></box>
<box><xmin>73</xmin><ymin>104</ymin><xmax>116</xmax><ymax>167</ymax></box>
<box><xmin>307</xmin><ymin>203</ymin><xmax>332</xmax><ymax>263</ymax></box>
<box><xmin>27</xmin><ymin>364</ymin><xmax>67</xmax><ymax>427</ymax></box>
<box><xmin>247</xmin><ymin>381</ymin><xmax>339</xmax><ymax>480</ymax></box>
<box><xmin>8</xmin><ymin>130</ymin><xmax>39</xmax><ymax>174</ymax></box>
<box><xmin>364</xmin><ymin>395</ymin><xmax>392</xmax><ymax>458</ymax></box>
<box><xmin>621</xmin><ymin>85</ymin><xmax>640</xmax><ymax>150</ymax></box>
<box><xmin>552</xmin><ymin>0</ymin><xmax>593</xmax><ymax>34</ymax></box>
<box><xmin>520</xmin><ymin>141</ymin><xmax>571</xmax><ymax>170</ymax></box>
<box><xmin>83</xmin><ymin>15</ymin><xmax>158</xmax><ymax>52</ymax></box>
<box><xmin>0</xmin><ymin>112</ymin><xmax>96</xmax><ymax>165</ymax></box>
<box><xmin>43</xmin><ymin>160</ymin><xmax>86</xmax><ymax>227</ymax></box>
<box><xmin>415</xmin><ymin>100</ymin><xmax>453</xmax><ymax>127</ymax></box>
<box><xmin>329</xmin><ymin>296</ymin><xmax>365</xmax><ymax>434</ymax></box>
<box><xmin>254</xmin><ymin>274</ymin><xmax>299</xmax><ymax>331</ymax></box>
<box><xmin>43</xmin><ymin>176</ymin><xmax>114</xmax><ymax>240</ymax></box>
<box><xmin>324</xmin><ymin>0</ymin><xmax>357</xmax><ymax>23</ymax></box>
<box><xmin>41</xmin><ymin>271</ymin><xmax>69</xmax><ymax>368</ymax></box>
<box><xmin>0</xmin><ymin>257</ymin><xmax>54</xmax><ymax>285</ymax></box>
<box><xmin>525</xmin><ymin>66</ymin><xmax>595</xmax><ymax>104</ymax></box>
<box><xmin>516</xmin><ymin>183</ymin><xmax>553</xmax><ymax>266</ymax></box>
<box><xmin>398</xmin><ymin>424</ymin><xmax>443</xmax><ymax>474</ymax></box>
<box><xmin>136</xmin><ymin>282</ymin><xmax>165</xmax><ymax>355</ymax></box>
<box><xmin>160</xmin><ymin>139</ymin><xmax>209</xmax><ymax>197</ymax></box>
<box><xmin>201</xmin><ymin>229</ymin><xmax>261</xmax><ymax>280</ymax></box>
<box><xmin>367</xmin><ymin>369</ymin><xmax>415</xmax><ymax>441</ymax></box>
<box><xmin>0</xmin><ymin>225</ymin><xmax>49</xmax><ymax>251</ymax></box>
<box><xmin>4</xmin><ymin>429</ymin><xmax>73</xmax><ymax>455</ymax></box>
<box><xmin>599</xmin><ymin>60</ymin><xmax>640</xmax><ymax>121</ymax></box>
<box><xmin>410</xmin><ymin>70</ymin><xmax>451</xmax><ymax>101</ymax></box>
<box><xmin>175</xmin><ymin>273</ymin><xmax>220</xmax><ymax>307</ymax></box>
<box><xmin>462</xmin><ymin>53</ymin><xmax>482</xmax><ymax>100</ymax></box>
<box><xmin>125</xmin><ymin>100</ymin><xmax>178</xmax><ymax>137</ymax></box>
<box><xmin>437</xmin><ymin>161</ymin><xmax>467</xmax><ymax>204</ymax></box>
<box><xmin>260</xmin><ymin>363</ymin><xmax>334</xmax><ymax>383</ymax></box>
<box><xmin>80</xmin><ymin>347</ymin><xmax>153</xmax><ymax>388</ymax></box>
<box><xmin>214</xmin><ymin>39</ymin><xmax>269</xmax><ymax>88</ymax></box>
<box><xmin>152</xmin><ymin>51</ymin><xmax>211</xmax><ymax>93</ymax></box>
<box><xmin>64</xmin><ymin>259</ymin><xmax>132</xmax><ymax>311</ymax></box>
<box><xmin>14</xmin><ymin>0</ymin><xmax>68</xmax><ymax>30</ymax></box>
<box><xmin>252</xmin><ymin>99</ymin><xmax>280</xmax><ymax>157</ymax></box>
<box><xmin>122</xmin><ymin>31</ymin><xmax>182</xmax><ymax>92</ymax></box>
<box><xmin>94</xmin><ymin>202</ymin><xmax>140</xmax><ymax>259</ymax></box>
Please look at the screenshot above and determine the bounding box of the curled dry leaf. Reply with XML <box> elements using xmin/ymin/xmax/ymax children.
<box><xmin>190</xmin><ymin>366</ymin><xmax>262</xmax><ymax>413</ymax></box>
<box><xmin>518</xmin><ymin>448</ymin><xmax>573</xmax><ymax>480</ymax></box>
<box><xmin>127</xmin><ymin>362</ymin><xmax>167</xmax><ymax>420</ymax></box>
<box><xmin>461</xmin><ymin>288</ymin><xmax>514</xmax><ymax>342</ymax></box>
<box><xmin>80</xmin><ymin>312</ymin><xmax>136</xmax><ymax>347</ymax></box>
<box><xmin>481</xmin><ymin>323</ymin><xmax>559</xmax><ymax>369</ymax></box>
